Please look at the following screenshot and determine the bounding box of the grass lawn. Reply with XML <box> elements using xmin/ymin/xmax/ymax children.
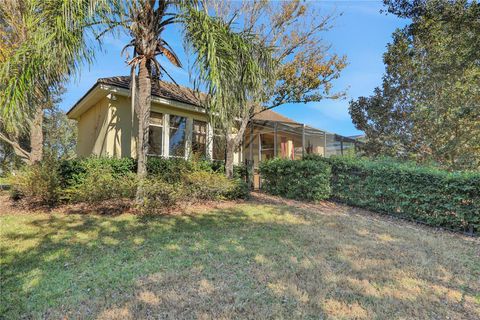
<box><xmin>1</xmin><ymin>194</ymin><xmax>479</xmax><ymax>319</ymax></box>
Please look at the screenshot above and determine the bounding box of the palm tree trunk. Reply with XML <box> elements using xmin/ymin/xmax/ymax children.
<box><xmin>29</xmin><ymin>105</ymin><xmax>43</xmax><ymax>163</ymax></box>
<box><xmin>135</xmin><ymin>59</ymin><xmax>152</xmax><ymax>204</ymax></box>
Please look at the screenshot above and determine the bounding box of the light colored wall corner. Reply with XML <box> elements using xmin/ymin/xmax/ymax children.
<box><xmin>76</xmin><ymin>96</ymin><xmax>110</xmax><ymax>157</ymax></box>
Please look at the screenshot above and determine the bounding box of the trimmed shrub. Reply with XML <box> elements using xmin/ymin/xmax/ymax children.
<box><xmin>183</xmin><ymin>171</ymin><xmax>229</xmax><ymax>200</ymax></box>
<box><xmin>225</xmin><ymin>179</ymin><xmax>250</xmax><ymax>200</ymax></box>
<box><xmin>320</xmin><ymin>157</ymin><xmax>480</xmax><ymax>233</ymax></box>
<box><xmin>59</xmin><ymin>157</ymin><xmax>137</xmax><ymax>203</ymax></box>
<box><xmin>259</xmin><ymin>158</ymin><xmax>331</xmax><ymax>201</ymax></box>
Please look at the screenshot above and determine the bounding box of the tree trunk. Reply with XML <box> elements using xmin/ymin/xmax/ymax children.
<box><xmin>225</xmin><ymin>137</ymin><xmax>235</xmax><ymax>179</ymax></box>
<box><xmin>135</xmin><ymin>59</ymin><xmax>152</xmax><ymax>204</ymax></box>
<box><xmin>29</xmin><ymin>105</ymin><xmax>43</xmax><ymax>163</ymax></box>
<box><xmin>224</xmin><ymin>111</ymin><xmax>251</xmax><ymax>179</ymax></box>
<box><xmin>0</xmin><ymin>131</ymin><xmax>30</xmax><ymax>163</ymax></box>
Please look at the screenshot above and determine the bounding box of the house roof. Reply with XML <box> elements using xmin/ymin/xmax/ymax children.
<box><xmin>97</xmin><ymin>76</ymin><xmax>203</xmax><ymax>107</ymax></box>
<box><xmin>252</xmin><ymin>109</ymin><xmax>299</xmax><ymax>124</ymax></box>
<box><xmin>67</xmin><ymin>76</ymin><xmax>362</xmax><ymax>143</ymax></box>
<box><xmin>68</xmin><ymin>76</ymin><xmax>300</xmax><ymax>125</ymax></box>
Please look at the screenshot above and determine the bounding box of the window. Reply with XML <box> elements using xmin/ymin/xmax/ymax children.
<box><xmin>148</xmin><ymin>112</ymin><xmax>163</xmax><ymax>156</ymax></box>
<box><xmin>169</xmin><ymin>115</ymin><xmax>186</xmax><ymax>157</ymax></box>
<box><xmin>192</xmin><ymin>120</ymin><xmax>207</xmax><ymax>157</ymax></box>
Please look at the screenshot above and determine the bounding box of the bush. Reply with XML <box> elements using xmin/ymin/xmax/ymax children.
<box><xmin>138</xmin><ymin>179</ymin><xmax>183</xmax><ymax>214</ymax></box>
<box><xmin>320</xmin><ymin>157</ymin><xmax>480</xmax><ymax>233</ymax></box>
<box><xmin>59</xmin><ymin>157</ymin><xmax>135</xmax><ymax>188</ymax></box>
<box><xmin>59</xmin><ymin>157</ymin><xmax>136</xmax><ymax>203</ymax></box>
<box><xmin>147</xmin><ymin>157</ymin><xmax>228</xmax><ymax>182</ymax></box>
<box><xmin>11</xmin><ymin>156</ymin><xmax>249</xmax><ymax>208</ymax></box>
<box><xmin>10</xmin><ymin>158</ymin><xmax>62</xmax><ymax>206</ymax></box>
<box><xmin>182</xmin><ymin>171</ymin><xmax>249</xmax><ymax>201</ymax></box>
<box><xmin>259</xmin><ymin>158</ymin><xmax>331</xmax><ymax>201</ymax></box>
<box><xmin>63</xmin><ymin>167</ymin><xmax>137</xmax><ymax>203</ymax></box>
<box><xmin>147</xmin><ymin>157</ymin><xmax>195</xmax><ymax>183</ymax></box>
<box><xmin>225</xmin><ymin>179</ymin><xmax>250</xmax><ymax>200</ymax></box>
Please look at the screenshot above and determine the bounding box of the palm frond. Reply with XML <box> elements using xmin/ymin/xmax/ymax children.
<box><xmin>157</xmin><ymin>45</ymin><xmax>182</xmax><ymax>67</ymax></box>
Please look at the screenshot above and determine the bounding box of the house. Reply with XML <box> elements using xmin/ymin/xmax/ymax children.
<box><xmin>67</xmin><ymin>76</ymin><xmax>358</xmax><ymax>185</ymax></box>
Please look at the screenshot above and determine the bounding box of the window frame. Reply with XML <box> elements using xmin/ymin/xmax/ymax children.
<box><xmin>168</xmin><ymin>115</ymin><xmax>188</xmax><ymax>158</ymax></box>
<box><xmin>147</xmin><ymin>112</ymin><xmax>164</xmax><ymax>157</ymax></box>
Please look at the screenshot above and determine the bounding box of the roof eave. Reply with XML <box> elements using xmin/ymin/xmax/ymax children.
<box><xmin>67</xmin><ymin>82</ymin><xmax>207</xmax><ymax>120</ymax></box>
<box><xmin>66</xmin><ymin>83</ymin><xmax>109</xmax><ymax>119</ymax></box>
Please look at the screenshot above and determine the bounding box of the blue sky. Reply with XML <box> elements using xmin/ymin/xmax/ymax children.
<box><xmin>61</xmin><ymin>0</ymin><xmax>409</xmax><ymax>137</ymax></box>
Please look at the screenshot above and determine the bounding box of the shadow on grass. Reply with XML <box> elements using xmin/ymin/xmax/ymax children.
<box><xmin>1</xmin><ymin>203</ymin><xmax>479</xmax><ymax>319</ymax></box>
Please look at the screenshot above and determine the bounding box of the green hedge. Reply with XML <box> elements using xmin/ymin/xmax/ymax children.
<box><xmin>59</xmin><ymin>157</ymin><xmax>136</xmax><ymax>188</ymax></box>
<box><xmin>321</xmin><ymin>157</ymin><xmax>480</xmax><ymax>233</ymax></box>
<box><xmin>259</xmin><ymin>158</ymin><xmax>331</xmax><ymax>201</ymax></box>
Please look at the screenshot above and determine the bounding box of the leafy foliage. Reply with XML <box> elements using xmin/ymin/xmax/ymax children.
<box><xmin>11</xmin><ymin>156</ymin><xmax>248</xmax><ymax>207</ymax></box>
<box><xmin>259</xmin><ymin>158</ymin><xmax>331</xmax><ymax>201</ymax></box>
<box><xmin>59</xmin><ymin>157</ymin><xmax>136</xmax><ymax>188</ymax></box>
<box><xmin>146</xmin><ymin>157</ymin><xmax>224</xmax><ymax>182</ymax></box>
<box><xmin>203</xmin><ymin>0</ymin><xmax>347</xmax><ymax>177</ymax></box>
<box><xmin>322</xmin><ymin>157</ymin><xmax>480</xmax><ymax>233</ymax></box>
<box><xmin>349</xmin><ymin>0</ymin><xmax>480</xmax><ymax>170</ymax></box>
<box><xmin>43</xmin><ymin>105</ymin><xmax>77</xmax><ymax>160</ymax></box>
<box><xmin>10</xmin><ymin>157</ymin><xmax>61</xmax><ymax>205</ymax></box>
<box><xmin>61</xmin><ymin>158</ymin><xmax>137</xmax><ymax>203</ymax></box>
<box><xmin>138</xmin><ymin>179</ymin><xmax>183</xmax><ymax>214</ymax></box>
<box><xmin>182</xmin><ymin>171</ymin><xmax>246</xmax><ymax>201</ymax></box>
<box><xmin>183</xmin><ymin>5</ymin><xmax>274</xmax><ymax>128</ymax></box>
<box><xmin>0</xmin><ymin>0</ymin><xmax>110</xmax><ymax>126</ymax></box>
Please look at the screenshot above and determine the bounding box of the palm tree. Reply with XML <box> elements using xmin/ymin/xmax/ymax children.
<box><xmin>113</xmin><ymin>0</ymin><xmax>181</xmax><ymax>192</ymax></box>
<box><xmin>183</xmin><ymin>6</ymin><xmax>275</xmax><ymax>178</ymax></box>
<box><xmin>111</xmin><ymin>0</ymin><xmax>274</xmax><ymax>201</ymax></box>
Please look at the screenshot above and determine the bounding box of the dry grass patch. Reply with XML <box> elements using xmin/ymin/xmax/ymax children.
<box><xmin>1</xmin><ymin>193</ymin><xmax>479</xmax><ymax>319</ymax></box>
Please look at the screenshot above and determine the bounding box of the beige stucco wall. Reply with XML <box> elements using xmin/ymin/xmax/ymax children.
<box><xmin>76</xmin><ymin>93</ymin><xmax>209</xmax><ymax>159</ymax></box>
<box><xmin>76</xmin><ymin>97</ymin><xmax>112</xmax><ymax>157</ymax></box>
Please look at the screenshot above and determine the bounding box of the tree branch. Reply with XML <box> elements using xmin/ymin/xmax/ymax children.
<box><xmin>0</xmin><ymin>132</ymin><xmax>30</xmax><ymax>162</ymax></box>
